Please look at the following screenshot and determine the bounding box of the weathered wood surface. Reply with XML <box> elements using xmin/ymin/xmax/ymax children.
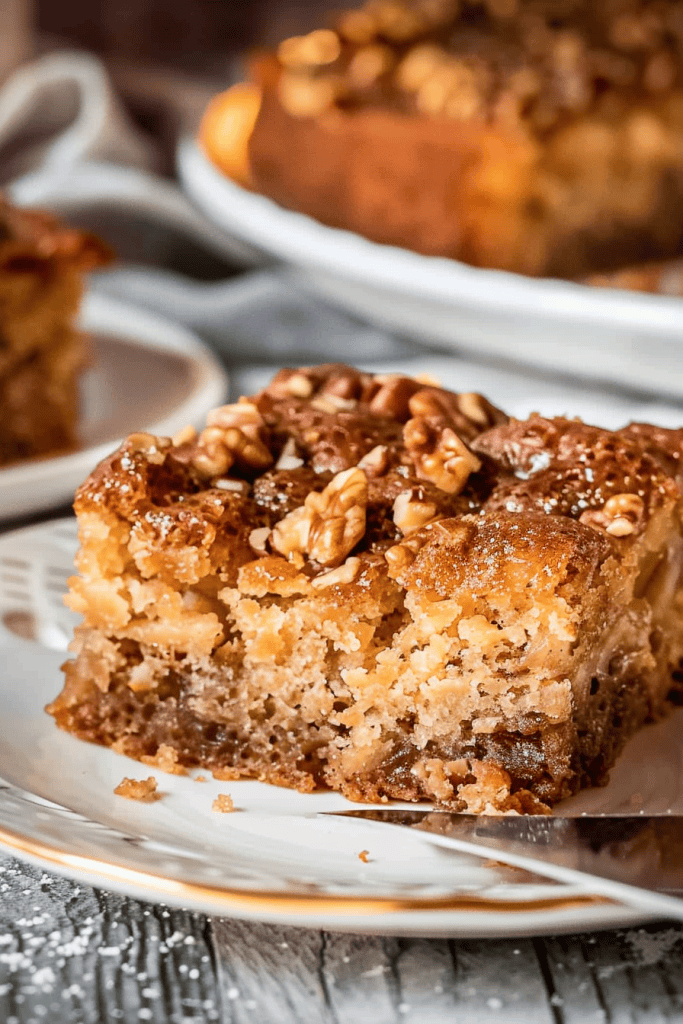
<box><xmin>3</xmin><ymin>856</ymin><xmax>683</xmax><ymax>1023</ymax></box>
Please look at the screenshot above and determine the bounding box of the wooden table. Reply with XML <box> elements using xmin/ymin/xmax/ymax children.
<box><xmin>1</xmin><ymin>855</ymin><xmax>682</xmax><ymax>1023</ymax></box>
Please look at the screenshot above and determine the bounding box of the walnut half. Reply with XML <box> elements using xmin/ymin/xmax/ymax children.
<box><xmin>404</xmin><ymin>418</ymin><xmax>481</xmax><ymax>494</ymax></box>
<box><xmin>271</xmin><ymin>467</ymin><xmax>368</xmax><ymax>567</ymax></box>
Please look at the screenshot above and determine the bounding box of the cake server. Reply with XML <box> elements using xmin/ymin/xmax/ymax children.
<box><xmin>325</xmin><ymin>810</ymin><xmax>683</xmax><ymax>921</ymax></box>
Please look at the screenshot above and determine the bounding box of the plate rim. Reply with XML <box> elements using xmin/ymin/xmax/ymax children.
<box><xmin>0</xmin><ymin>514</ymin><xmax>663</xmax><ymax>937</ymax></box>
<box><xmin>178</xmin><ymin>138</ymin><xmax>683</xmax><ymax>336</ymax></box>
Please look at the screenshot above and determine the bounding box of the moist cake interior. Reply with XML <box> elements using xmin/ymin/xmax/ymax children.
<box><xmin>48</xmin><ymin>365</ymin><xmax>683</xmax><ymax>813</ymax></box>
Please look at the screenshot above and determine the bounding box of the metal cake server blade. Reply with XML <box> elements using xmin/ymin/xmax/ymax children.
<box><xmin>324</xmin><ymin>810</ymin><xmax>683</xmax><ymax>921</ymax></box>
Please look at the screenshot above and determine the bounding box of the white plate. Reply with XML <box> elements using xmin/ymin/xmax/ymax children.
<box><xmin>2</xmin><ymin>503</ymin><xmax>683</xmax><ymax>936</ymax></box>
<box><xmin>179</xmin><ymin>139</ymin><xmax>683</xmax><ymax>399</ymax></box>
<box><xmin>0</xmin><ymin>291</ymin><xmax>228</xmax><ymax>520</ymax></box>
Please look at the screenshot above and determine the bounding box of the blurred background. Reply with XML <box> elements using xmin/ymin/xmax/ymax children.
<box><xmin>2</xmin><ymin>0</ymin><xmax>332</xmax><ymax>173</ymax></box>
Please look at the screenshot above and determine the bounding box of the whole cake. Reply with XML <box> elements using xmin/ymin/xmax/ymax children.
<box><xmin>201</xmin><ymin>0</ymin><xmax>683</xmax><ymax>279</ymax></box>
<box><xmin>48</xmin><ymin>364</ymin><xmax>683</xmax><ymax>813</ymax></box>
<box><xmin>0</xmin><ymin>199</ymin><xmax>110</xmax><ymax>465</ymax></box>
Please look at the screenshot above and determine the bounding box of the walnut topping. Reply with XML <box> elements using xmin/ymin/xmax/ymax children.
<box><xmin>207</xmin><ymin>400</ymin><xmax>264</xmax><ymax>437</ymax></box>
<box><xmin>367</xmin><ymin>374</ymin><xmax>422</xmax><ymax>419</ymax></box>
<box><xmin>126</xmin><ymin>433</ymin><xmax>171</xmax><ymax>464</ymax></box>
<box><xmin>271</xmin><ymin>467</ymin><xmax>368</xmax><ymax>567</ymax></box>
<box><xmin>417</xmin><ymin>60</ymin><xmax>482</xmax><ymax>119</ymax></box>
<box><xmin>371</xmin><ymin>0</ymin><xmax>429</xmax><ymax>42</ymax></box>
<box><xmin>384</xmin><ymin>533</ymin><xmax>426</xmax><ymax>578</ymax></box>
<box><xmin>338</xmin><ymin>7</ymin><xmax>378</xmax><ymax>44</ymax></box>
<box><xmin>404</xmin><ymin>419</ymin><xmax>481</xmax><ymax>494</ymax></box>
<box><xmin>275</xmin><ymin>437</ymin><xmax>304</xmax><ymax>471</ymax></box>
<box><xmin>277</xmin><ymin>29</ymin><xmax>341</xmax><ymax>69</ymax></box>
<box><xmin>357</xmin><ymin>444</ymin><xmax>390</xmax><ymax>477</ymax></box>
<box><xmin>393</xmin><ymin>490</ymin><xmax>438</xmax><ymax>534</ymax></box>
<box><xmin>579</xmin><ymin>492</ymin><xmax>645</xmax><ymax>537</ymax></box>
<box><xmin>214</xmin><ymin>478</ymin><xmax>250</xmax><ymax>494</ymax></box>
<box><xmin>311</xmin><ymin>395</ymin><xmax>347</xmax><ymax>414</ymax></box>
<box><xmin>311</xmin><ymin>556</ymin><xmax>361</xmax><ymax>589</ymax></box>
<box><xmin>278</xmin><ymin>72</ymin><xmax>343</xmax><ymax>118</ymax></box>
<box><xmin>457</xmin><ymin>392</ymin><xmax>491</xmax><ymax>427</ymax></box>
<box><xmin>171</xmin><ymin>424</ymin><xmax>198</xmax><ymax>447</ymax></box>
<box><xmin>249</xmin><ymin>526</ymin><xmax>271</xmax><ymax>554</ymax></box>
<box><xmin>284</xmin><ymin>372</ymin><xmax>314</xmax><ymax>398</ymax></box>
<box><xmin>348</xmin><ymin>44</ymin><xmax>395</xmax><ymax>88</ymax></box>
<box><xmin>395</xmin><ymin>44</ymin><xmax>446</xmax><ymax>91</ymax></box>
<box><xmin>194</xmin><ymin>400</ymin><xmax>272</xmax><ymax>477</ymax></box>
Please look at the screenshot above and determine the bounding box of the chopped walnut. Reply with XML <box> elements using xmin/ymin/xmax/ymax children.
<box><xmin>171</xmin><ymin>424</ymin><xmax>198</xmax><ymax>447</ymax></box>
<box><xmin>114</xmin><ymin>777</ymin><xmax>159</xmax><ymax>802</ymax></box>
<box><xmin>367</xmin><ymin>374</ymin><xmax>422</xmax><ymax>419</ymax></box>
<box><xmin>580</xmin><ymin>492</ymin><xmax>645</xmax><ymax>537</ymax></box>
<box><xmin>271</xmin><ymin>467</ymin><xmax>368</xmax><ymax>567</ymax></box>
<box><xmin>212</xmin><ymin>793</ymin><xmax>236</xmax><ymax>813</ymax></box>
<box><xmin>338</xmin><ymin>7</ymin><xmax>377</xmax><ymax>44</ymax></box>
<box><xmin>311</xmin><ymin>556</ymin><xmax>361</xmax><ymax>589</ymax></box>
<box><xmin>357</xmin><ymin>444</ymin><xmax>390</xmax><ymax>477</ymax></box>
<box><xmin>348</xmin><ymin>44</ymin><xmax>395</xmax><ymax>88</ymax></box>
<box><xmin>277</xmin><ymin>29</ymin><xmax>341</xmax><ymax>69</ymax></box>
<box><xmin>275</xmin><ymin>437</ymin><xmax>304</xmax><ymax>471</ymax></box>
<box><xmin>371</xmin><ymin>0</ymin><xmax>428</xmax><ymax>42</ymax></box>
<box><xmin>417</xmin><ymin>60</ymin><xmax>482</xmax><ymax>119</ymax></box>
<box><xmin>457</xmin><ymin>392</ymin><xmax>492</xmax><ymax>427</ymax></box>
<box><xmin>404</xmin><ymin>419</ymin><xmax>481</xmax><ymax>494</ymax></box>
<box><xmin>395</xmin><ymin>43</ymin><xmax>447</xmax><ymax>92</ymax></box>
<box><xmin>214</xmin><ymin>478</ymin><xmax>250</xmax><ymax>494</ymax></box>
<box><xmin>384</xmin><ymin>532</ymin><xmax>427</xmax><ymax>578</ymax></box>
<box><xmin>408</xmin><ymin>387</ymin><xmax>502</xmax><ymax>435</ymax></box>
<box><xmin>284</xmin><ymin>372</ymin><xmax>315</xmax><ymax>398</ymax></box>
<box><xmin>126</xmin><ymin>433</ymin><xmax>171</xmax><ymax>464</ymax></box>
<box><xmin>249</xmin><ymin>526</ymin><xmax>271</xmax><ymax>554</ymax></box>
<box><xmin>278</xmin><ymin>72</ymin><xmax>343</xmax><ymax>118</ymax></box>
<box><xmin>194</xmin><ymin>400</ymin><xmax>272</xmax><ymax>477</ymax></box>
<box><xmin>393</xmin><ymin>490</ymin><xmax>438</xmax><ymax>534</ymax></box>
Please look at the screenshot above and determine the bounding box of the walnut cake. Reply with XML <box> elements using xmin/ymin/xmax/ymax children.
<box><xmin>202</xmin><ymin>0</ymin><xmax>683</xmax><ymax>279</ymax></box>
<box><xmin>0</xmin><ymin>198</ymin><xmax>110</xmax><ymax>465</ymax></box>
<box><xmin>48</xmin><ymin>365</ymin><xmax>683</xmax><ymax>813</ymax></box>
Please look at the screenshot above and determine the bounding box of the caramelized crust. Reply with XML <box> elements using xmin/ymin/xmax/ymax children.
<box><xmin>49</xmin><ymin>363</ymin><xmax>683</xmax><ymax>812</ymax></box>
<box><xmin>0</xmin><ymin>198</ymin><xmax>111</xmax><ymax>464</ymax></box>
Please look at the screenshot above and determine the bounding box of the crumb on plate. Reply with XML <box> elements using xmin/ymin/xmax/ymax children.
<box><xmin>212</xmin><ymin>793</ymin><xmax>235</xmax><ymax>813</ymax></box>
<box><xmin>114</xmin><ymin>777</ymin><xmax>159</xmax><ymax>802</ymax></box>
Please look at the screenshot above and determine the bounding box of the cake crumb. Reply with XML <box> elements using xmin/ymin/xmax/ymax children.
<box><xmin>195</xmin><ymin>775</ymin><xmax>207</xmax><ymax>783</ymax></box>
<box><xmin>358</xmin><ymin>849</ymin><xmax>370</xmax><ymax>863</ymax></box>
<box><xmin>212</xmin><ymin>767</ymin><xmax>241</xmax><ymax>782</ymax></box>
<box><xmin>141</xmin><ymin>744</ymin><xmax>186</xmax><ymax>775</ymax></box>
<box><xmin>212</xmin><ymin>794</ymin><xmax>235</xmax><ymax>813</ymax></box>
<box><xmin>114</xmin><ymin>777</ymin><xmax>159</xmax><ymax>802</ymax></box>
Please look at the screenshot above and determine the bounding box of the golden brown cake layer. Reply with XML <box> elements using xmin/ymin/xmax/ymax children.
<box><xmin>49</xmin><ymin>364</ymin><xmax>683</xmax><ymax>812</ymax></box>
<box><xmin>0</xmin><ymin>198</ymin><xmax>110</xmax><ymax>464</ymax></box>
<box><xmin>212</xmin><ymin>0</ymin><xmax>683</xmax><ymax>278</ymax></box>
